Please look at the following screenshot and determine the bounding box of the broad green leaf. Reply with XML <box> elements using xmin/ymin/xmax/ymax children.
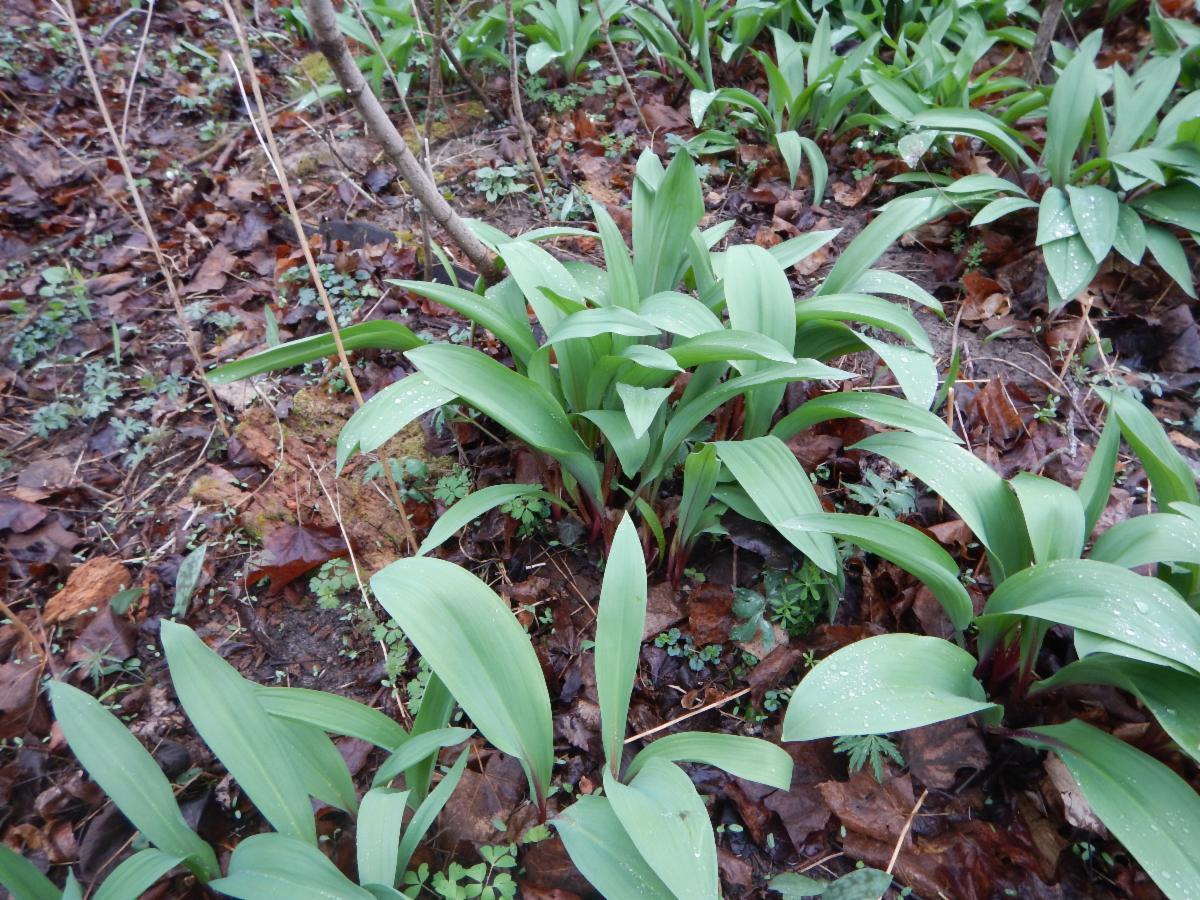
<box><xmin>796</xmin><ymin>294</ymin><xmax>932</xmax><ymax>353</ymax></box>
<box><xmin>667</xmin><ymin>329</ymin><xmax>795</xmax><ymax>367</ymax></box>
<box><xmin>408</xmin><ymin>344</ymin><xmax>601</xmax><ymax>501</ymax></box>
<box><xmin>910</xmin><ymin>108</ymin><xmax>1035</xmax><ymax>172</ymax></box>
<box><xmin>617</xmin><ymin>384</ymin><xmax>672</xmax><ymax>439</ymax></box>
<box><xmin>944</xmin><ymin>174</ymin><xmax>1025</xmax><ymax>196</ymax></box>
<box><xmin>769</xmin><ymin>871</ymin><xmax>829</xmax><ymax>897</ymax></box>
<box><xmin>257</xmin><ymin>686</ymin><xmax>407</xmax><ymax>749</ymax></box>
<box><xmin>782</xmin><ymin>513</ymin><xmax>974</xmax><ymax>632</ymax></box>
<box><xmin>208</xmin><ymin>834</ymin><xmax>374</xmax><ymax>899</ymax></box>
<box><xmin>639</xmin><ymin>291</ymin><xmax>723</xmax><ymax>337</ymax></box>
<box><xmin>1010</xmin><ymin>472</ymin><xmax>1086</xmax><ymax>563</ymax></box>
<box><xmin>94</xmin><ymin>850</ymin><xmax>182</xmax><ymax>900</ymax></box>
<box><xmin>1034</xmin><ymin>656</ymin><xmax>1200</xmax><ymax>764</ymax></box>
<box><xmin>172</xmin><ymin>542</ymin><xmax>207</xmax><ymax>617</ymax></box>
<box><xmin>498</xmin><ymin>239</ymin><xmax>583</xmax><ymax>330</ymax></box>
<box><xmin>775</xmin><ymin>131</ymin><xmax>827</xmax><ymax>202</ymax></box>
<box><xmin>593</xmin><ymin>515</ymin><xmax>648</xmax><ymax>776</ymax></box>
<box><xmin>357</xmin><ymin>788</ymin><xmax>409</xmax><ymax>888</ymax></box>
<box><xmin>526</xmin><ymin>41</ymin><xmax>562</xmax><ymax>74</ymax></box>
<box><xmin>0</xmin><ymin>844</ymin><xmax>63</xmax><ymax>900</ymax></box>
<box><xmin>1014</xmin><ymin>720</ymin><xmax>1200</xmax><ymax>900</ymax></box>
<box><xmin>823</xmin><ymin>869</ymin><xmax>893</xmax><ymax>899</ymax></box>
<box><xmin>1113</xmin><ymin>204</ymin><xmax>1147</xmax><ymax>264</ymax></box>
<box><xmin>372</xmin><ymin>727</ymin><xmax>474</xmax><ymax>788</ymax></box>
<box><xmin>1043</xmin><ymin>234</ymin><xmax>1098</xmax><ymax>304</ymax></box>
<box><xmin>820</xmin><ymin>194</ymin><xmax>952</xmax><ymax>295</ymax></box>
<box><xmin>971</xmin><ymin>196</ymin><xmax>1038</xmax><ymax>227</ymax></box>
<box><xmin>371</xmin><ymin>557</ymin><xmax>554</xmax><ymax>802</ymax></box>
<box><xmin>275</xmin><ymin>718</ymin><xmax>358</xmax><ymax>813</ymax></box>
<box><xmin>581</xmin><ymin>409</ymin><xmax>652</xmax><ymax>478</ymax></box>
<box><xmin>395</xmin><ymin>748</ymin><xmax>469</xmax><ymax>876</ymax></box>
<box><xmin>1104</xmin><ymin>389</ymin><xmax>1200</xmax><ymax>507</ymax></box>
<box><xmin>645</xmin><ymin>361</ymin><xmax>851</xmax><ymax>484</ymax></box>
<box><xmin>724</xmin><ymin>244</ymin><xmax>798</xmax><ymax>436</ymax></box>
<box><xmin>209</xmin><ymin>321</ymin><xmax>423</xmax><ymax>385</ymax></box>
<box><xmin>48</xmin><ymin>680</ymin><xmax>219</xmax><ymax>880</ymax></box>
<box><xmin>546</xmin><ymin>307</ymin><xmax>660</xmax><ymax>344</ymax></box>
<box><xmin>1091</xmin><ymin>513</ymin><xmax>1200</xmax><ymax>570</ymax></box>
<box><xmin>1036</xmin><ymin>187</ymin><xmax>1078</xmax><ymax>244</ymax></box>
<box><xmin>336</xmin><ymin>374</ymin><xmax>456</xmax><ymax>472</ymax></box>
<box><xmin>715</xmin><ymin>437</ymin><xmax>837</xmax><ymax>572</ymax></box>
<box><xmin>849</xmin><ymin>269</ymin><xmax>941</xmax><ymax>314</ymax></box>
<box><xmin>1144</xmin><ymin>224</ymin><xmax>1197</xmax><ymax>299</ymax></box>
<box><xmin>633</xmin><ymin>150</ymin><xmax>705</xmax><ymax>295</ymax></box>
<box><xmin>553</xmin><ymin>796</ymin><xmax>675</xmax><ymax>899</ymax></box>
<box><xmin>405</xmin><ymin>673</ymin><xmax>455</xmax><ymax>802</ymax></box>
<box><xmin>771</xmin><ymin>391</ymin><xmax>958</xmax><ymax>444</ymax></box>
<box><xmin>1078</xmin><ymin>410</ymin><xmax>1119</xmax><ymax>535</ymax></box>
<box><xmin>604</xmin><ymin>760</ymin><xmax>718</xmax><ymax>899</ymax></box>
<box><xmin>979</xmin><ymin>560</ymin><xmax>1200</xmax><ymax>677</ymax></box>
<box><xmin>160</xmin><ymin>622</ymin><xmax>316</xmax><ymax>844</ymax></box>
<box><xmin>417</xmin><ymin>484</ymin><xmax>567</xmax><ymax>556</ymax></box>
<box><xmin>387</xmin><ymin>280</ymin><xmax>537</xmax><ymax>363</ymax></box>
<box><xmin>590</xmin><ymin>201</ymin><xmax>639</xmax><ymax>311</ymax></box>
<box><xmin>676</xmin><ymin>444</ymin><xmax>721</xmax><ymax>552</ymax></box>
<box><xmin>782</xmin><ymin>634</ymin><xmax>998</xmax><ymax>741</ymax></box>
<box><xmin>625</xmin><ymin>732</ymin><xmax>792</xmax><ymax>788</ymax></box>
<box><xmin>856</xmin><ymin>333</ymin><xmax>938</xmax><ymax>409</ymax></box>
<box><xmin>770</xmin><ymin>230</ymin><xmax>840</xmax><ymax>273</ymax></box>
<box><xmin>1066</xmin><ymin>185</ymin><xmax>1119</xmax><ymax>264</ymax></box>
<box><xmin>1043</xmin><ymin>39</ymin><xmax>1099</xmax><ymax>185</ymax></box>
<box><xmin>1133</xmin><ymin>182</ymin><xmax>1200</xmax><ymax>233</ymax></box>
<box><xmin>854</xmin><ymin>432</ymin><xmax>1032</xmax><ymax>580</ymax></box>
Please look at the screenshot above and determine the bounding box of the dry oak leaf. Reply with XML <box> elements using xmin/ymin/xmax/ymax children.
<box><xmin>184</xmin><ymin>243</ymin><xmax>236</xmax><ymax>294</ymax></box>
<box><xmin>246</xmin><ymin>524</ymin><xmax>349</xmax><ymax>595</ymax></box>
<box><xmin>43</xmin><ymin>557</ymin><xmax>131</xmax><ymax>624</ymax></box>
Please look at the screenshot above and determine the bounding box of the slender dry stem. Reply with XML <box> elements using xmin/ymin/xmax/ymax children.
<box><xmin>505</xmin><ymin>0</ymin><xmax>548</xmax><ymax>194</ymax></box>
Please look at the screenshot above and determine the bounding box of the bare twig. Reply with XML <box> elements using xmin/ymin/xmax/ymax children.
<box><xmin>220</xmin><ymin>0</ymin><xmax>419</xmax><ymax>555</ymax></box>
<box><xmin>56</xmin><ymin>0</ymin><xmax>231</xmax><ymax>441</ymax></box>
<box><xmin>887</xmin><ymin>788</ymin><xmax>929</xmax><ymax>875</ymax></box>
<box><xmin>120</xmin><ymin>0</ymin><xmax>154</xmax><ymax>144</ymax></box>
<box><xmin>1025</xmin><ymin>0</ymin><xmax>1065</xmax><ymax>84</ymax></box>
<box><xmin>411</xmin><ymin>0</ymin><xmax>508</xmax><ymax>123</ymax></box>
<box><xmin>594</xmin><ymin>0</ymin><xmax>650</xmax><ymax>135</ymax></box>
<box><xmin>624</xmin><ymin>687</ymin><xmax>751</xmax><ymax>744</ymax></box>
<box><xmin>504</xmin><ymin>0</ymin><xmax>548</xmax><ymax>194</ymax></box>
<box><xmin>303</xmin><ymin>0</ymin><xmax>501</xmax><ymax>282</ymax></box>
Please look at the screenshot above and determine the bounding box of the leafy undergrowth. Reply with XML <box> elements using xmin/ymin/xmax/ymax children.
<box><xmin>2</xmin><ymin>0</ymin><xmax>1199</xmax><ymax>898</ymax></box>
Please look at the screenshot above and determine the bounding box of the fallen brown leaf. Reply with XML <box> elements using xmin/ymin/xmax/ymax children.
<box><xmin>43</xmin><ymin>557</ymin><xmax>131</xmax><ymax>624</ymax></box>
<box><xmin>246</xmin><ymin>524</ymin><xmax>349</xmax><ymax>595</ymax></box>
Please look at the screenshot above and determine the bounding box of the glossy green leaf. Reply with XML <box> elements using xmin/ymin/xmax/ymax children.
<box><xmin>1145</xmin><ymin>223</ymin><xmax>1197</xmax><ymax>299</ymax></box>
<box><xmin>554</xmin><ymin>796</ymin><xmax>675</xmax><ymax>899</ymax></box>
<box><xmin>771</xmin><ymin>391</ymin><xmax>958</xmax><ymax>444</ymax></box>
<box><xmin>910</xmin><ymin>108</ymin><xmax>1035</xmax><ymax>172</ymax></box>
<box><xmin>783</xmin><ymin>634</ymin><xmax>998</xmax><ymax>741</ymax></box>
<box><xmin>336</xmin><ymin>374</ymin><xmax>456</xmax><ymax>472</ymax></box>
<box><xmin>854</xmin><ymin>432</ymin><xmax>1032</xmax><ymax>580</ymax></box>
<box><xmin>209</xmin><ymin>834</ymin><xmax>374</xmax><ymax>899</ymax></box>
<box><xmin>1091</xmin><ymin>513</ymin><xmax>1200</xmax><ymax>570</ymax></box>
<box><xmin>172</xmin><ymin>541</ymin><xmax>207</xmax><ymax>617</ymax></box>
<box><xmin>782</xmin><ymin>513</ymin><xmax>973</xmax><ymax>632</ymax></box>
<box><xmin>0</xmin><ymin>844</ymin><xmax>63</xmax><ymax>900</ymax></box>
<box><xmin>1133</xmin><ymin>182</ymin><xmax>1200</xmax><ymax>233</ymax></box>
<box><xmin>1010</xmin><ymin>472</ymin><xmax>1086</xmax><ymax>563</ymax></box>
<box><xmin>546</xmin><ymin>307</ymin><xmax>660</xmax><ymax>344</ymax></box>
<box><xmin>676</xmin><ymin>444</ymin><xmax>721</xmax><ymax>553</ymax></box>
<box><xmin>633</xmin><ymin>149</ymin><xmax>705</xmax><ymax>295</ymax></box>
<box><xmin>1066</xmin><ymin>185</ymin><xmax>1119</xmax><ymax>264</ymax></box>
<box><xmin>590</xmin><ymin>201</ymin><xmax>639</xmax><ymax>311</ymax></box>
<box><xmin>971</xmin><ymin>196</ymin><xmax>1038</xmax><ymax>227</ymax></box>
<box><xmin>775</xmin><ymin>131</ymin><xmax>827</xmax><ymax>202</ymax></box>
<box><xmin>979</xmin><ymin>560</ymin><xmax>1200</xmax><ymax>677</ymax></box>
<box><xmin>1113</xmin><ymin>204</ymin><xmax>1147</xmax><ymax>264</ymax></box>
<box><xmin>770</xmin><ymin>230</ymin><xmax>840</xmax><ymax>273</ymax></box>
<box><xmin>605</xmin><ymin>760</ymin><xmax>718</xmax><ymax>899</ymax></box>
<box><xmin>1104</xmin><ymin>389</ymin><xmax>1200</xmax><ymax>507</ymax></box>
<box><xmin>617</xmin><ymin>384</ymin><xmax>672</xmax><ymax>439</ymax></box>
<box><xmin>667</xmin><ymin>329</ymin><xmax>795</xmax><ymax>367</ymax></box>
<box><xmin>257</xmin><ymin>686</ymin><xmax>407</xmax><ymax>749</ymax></box>
<box><xmin>48</xmin><ymin>680</ymin><xmax>219</xmax><ymax>880</ymax></box>
<box><xmin>387</xmin><ymin>280</ymin><xmax>537</xmax><ymax>362</ymax></box>
<box><xmin>595</xmin><ymin>515</ymin><xmax>647</xmax><ymax>774</ymax></box>
<box><xmin>1034</xmin><ymin>656</ymin><xmax>1200</xmax><ymax>764</ymax></box>
<box><xmin>849</xmin><ymin>269</ymin><xmax>941</xmax><ymax>314</ymax></box>
<box><xmin>855</xmin><ymin>332</ymin><xmax>938</xmax><ymax>409</ymax></box>
<box><xmin>1078</xmin><ymin>410</ymin><xmax>1120</xmax><ymax>535</ymax></box>
<box><xmin>357</xmin><ymin>788</ymin><xmax>409</xmax><ymax>888</ymax></box>
<box><xmin>395</xmin><ymin>748</ymin><xmax>469</xmax><ymax>877</ymax></box>
<box><xmin>1043</xmin><ymin>234</ymin><xmax>1098</xmax><ymax>304</ymax></box>
<box><xmin>1035</xmin><ymin>187</ymin><xmax>1078</xmax><ymax>244</ymax></box>
<box><xmin>372</xmin><ymin>727</ymin><xmax>474</xmax><ymax>788</ymax></box>
<box><xmin>408</xmin><ymin>344</ymin><xmax>601</xmax><ymax>501</ymax></box>
<box><xmin>625</xmin><ymin>732</ymin><xmax>793</xmax><ymax>789</ymax></box>
<box><xmin>160</xmin><ymin>621</ymin><xmax>316</xmax><ymax>844</ymax></box>
<box><xmin>371</xmin><ymin>557</ymin><xmax>554</xmax><ymax>802</ymax></box>
<box><xmin>715</xmin><ymin>437</ymin><xmax>837</xmax><ymax>572</ymax></box>
<box><xmin>1015</xmin><ymin>720</ymin><xmax>1200</xmax><ymax>900</ymax></box>
<box><xmin>582</xmin><ymin>409</ymin><xmax>652</xmax><ymax>478</ymax></box>
<box><xmin>795</xmin><ymin>294</ymin><xmax>932</xmax><ymax>353</ymax></box>
<box><xmin>93</xmin><ymin>850</ymin><xmax>181</xmax><ymax>900</ymax></box>
<box><xmin>639</xmin><ymin>291</ymin><xmax>723</xmax><ymax>337</ymax></box>
<box><xmin>209</xmin><ymin>321</ymin><xmax>424</xmax><ymax>385</ymax></box>
<box><xmin>823</xmin><ymin>868</ymin><xmax>893</xmax><ymax>899</ymax></box>
<box><xmin>1043</xmin><ymin>39</ymin><xmax>1098</xmax><ymax>185</ymax></box>
<box><xmin>416</xmin><ymin>484</ymin><xmax>567</xmax><ymax>556</ymax></box>
<box><xmin>275</xmin><ymin>717</ymin><xmax>358</xmax><ymax>813</ymax></box>
<box><xmin>768</xmin><ymin>871</ymin><xmax>829</xmax><ymax>897</ymax></box>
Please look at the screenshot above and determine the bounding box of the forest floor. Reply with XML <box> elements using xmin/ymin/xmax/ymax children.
<box><xmin>2</xmin><ymin>1</ymin><xmax>1199</xmax><ymax>898</ymax></box>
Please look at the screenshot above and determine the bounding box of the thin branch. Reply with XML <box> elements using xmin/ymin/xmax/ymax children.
<box><xmin>595</xmin><ymin>0</ymin><xmax>650</xmax><ymax>136</ymax></box>
<box><xmin>302</xmin><ymin>0</ymin><xmax>501</xmax><ymax>282</ymax></box>
<box><xmin>505</xmin><ymin>0</ymin><xmax>548</xmax><ymax>194</ymax></box>
<box><xmin>887</xmin><ymin>788</ymin><xmax>929</xmax><ymax>875</ymax></box>
<box><xmin>56</xmin><ymin>0</ymin><xmax>231</xmax><ymax>441</ymax></box>
<box><xmin>220</xmin><ymin>1</ymin><xmax>419</xmax><ymax>555</ymax></box>
<box><xmin>411</xmin><ymin>0</ymin><xmax>508</xmax><ymax>123</ymax></box>
<box><xmin>624</xmin><ymin>687</ymin><xmax>750</xmax><ymax>744</ymax></box>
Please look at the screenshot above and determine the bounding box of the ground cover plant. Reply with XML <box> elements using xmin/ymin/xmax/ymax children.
<box><xmin>2</xmin><ymin>0</ymin><xmax>1200</xmax><ymax>898</ymax></box>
